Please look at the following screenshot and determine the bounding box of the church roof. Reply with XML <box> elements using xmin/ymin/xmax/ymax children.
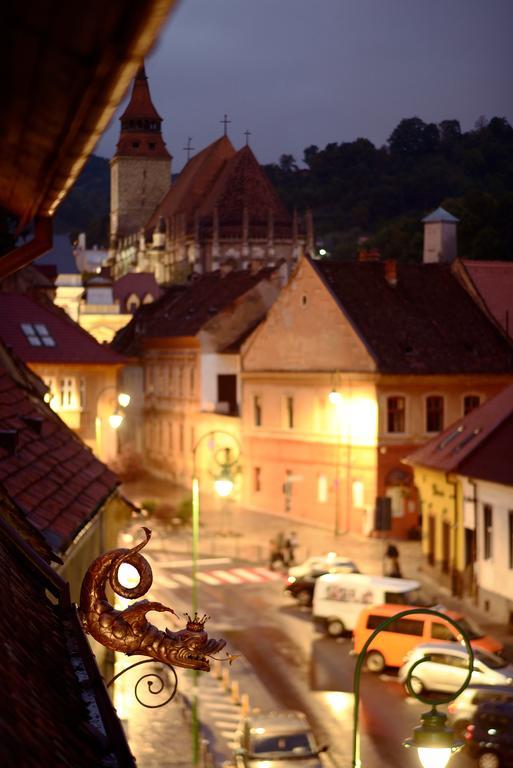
<box><xmin>119</xmin><ymin>64</ymin><xmax>163</xmax><ymax>123</ymax></box>
<box><xmin>146</xmin><ymin>135</ymin><xmax>236</xmax><ymax>229</ymax></box>
<box><xmin>198</xmin><ymin>145</ymin><xmax>291</xmax><ymax>224</ymax></box>
<box><xmin>312</xmin><ymin>258</ymin><xmax>513</xmax><ymax>374</ymax></box>
<box><xmin>146</xmin><ymin>138</ymin><xmax>291</xmax><ymax>232</ymax></box>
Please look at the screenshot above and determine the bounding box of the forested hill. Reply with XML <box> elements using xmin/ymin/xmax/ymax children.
<box><xmin>55</xmin><ymin>116</ymin><xmax>513</xmax><ymax>261</ymax></box>
<box><xmin>265</xmin><ymin>116</ymin><xmax>513</xmax><ymax>261</ymax></box>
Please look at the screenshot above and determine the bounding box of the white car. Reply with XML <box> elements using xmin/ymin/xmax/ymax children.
<box><xmin>447</xmin><ymin>683</ymin><xmax>513</xmax><ymax>736</ymax></box>
<box><xmin>399</xmin><ymin>642</ymin><xmax>513</xmax><ymax>696</ymax></box>
<box><xmin>288</xmin><ymin>553</ymin><xmax>358</xmax><ymax>580</ymax></box>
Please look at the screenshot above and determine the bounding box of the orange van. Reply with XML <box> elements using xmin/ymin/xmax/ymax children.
<box><xmin>353</xmin><ymin>604</ymin><xmax>503</xmax><ymax>672</ymax></box>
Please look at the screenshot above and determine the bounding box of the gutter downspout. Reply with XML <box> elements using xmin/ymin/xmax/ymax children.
<box><xmin>0</xmin><ymin>216</ymin><xmax>53</xmax><ymax>279</ymax></box>
<box><xmin>468</xmin><ymin>478</ymin><xmax>479</xmax><ymax>605</ymax></box>
<box><xmin>445</xmin><ymin>472</ymin><xmax>459</xmax><ymax>597</ymax></box>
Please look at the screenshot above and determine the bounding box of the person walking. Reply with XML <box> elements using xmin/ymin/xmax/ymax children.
<box><xmin>383</xmin><ymin>543</ymin><xmax>402</xmax><ymax>578</ymax></box>
<box><xmin>285</xmin><ymin>531</ymin><xmax>299</xmax><ymax>566</ymax></box>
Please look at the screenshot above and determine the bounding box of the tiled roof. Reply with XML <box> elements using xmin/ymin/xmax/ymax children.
<box><xmin>115</xmin><ymin>65</ymin><xmax>171</xmax><ymax>160</ymax></box>
<box><xmin>111</xmin><ymin>285</ymin><xmax>187</xmax><ymax>355</ymax></box>
<box><xmin>0</xmin><ymin>293</ymin><xmax>127</xmax><ymax>365</ymax></box>
<box><xmin>113</xmin><ymin>272</ymin><xmax>162</xmax><ymax>312</ymax></box>
<box><xmin>405</xmin><ymin>383</ymin><xmax>513</xmax><ymax>486</ymax></box>
<box><xmin>119</xmin><ymin>64</ymin><xmax>163</xmax><ymax>122</ymax></box>
<box><xmin>198</xmin><ymin>145</ymin><xmax>291</xmax><ymax>224</ymax></box>
<box><xmin>0</xmin><ymin>506</ymin><xmax>134</xmax><ymax>767</ymax></box>
<box><xmin>312</xmin><ymin>259</ymin><xmax>513</xmax><ymax>374</ymax></box>
<box><xmin>144</xmin><ymin>268</ymin><xmax>276</xmax><ymax>339</ymax></box>
<box><xmin>0</xmin><ymin>343</ymin><xmax>119</xmax><ymax>553</ymax></box>
<box><xmin>422</xmin><ymin>206</ymin><xmax>459</xmax><ymax>223</ymax></box>
<box><xmin>146</xmin><ymin>135</ymin><xmax>236</xmax><ymax>231</ymax></box>
<box><xmin>459</xmin><ymin>260</ymin><xmax>513</xmax><ymax>337</ymax></box>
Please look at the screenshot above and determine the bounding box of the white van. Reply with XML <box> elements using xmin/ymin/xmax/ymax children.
<box><xmin>312</xmin><ymin>572</ymin><xmax>421</xmax><ymax>637</ymax></box>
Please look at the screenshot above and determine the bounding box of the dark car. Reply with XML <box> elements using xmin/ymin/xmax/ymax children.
<box><xmin>284</xmin><ymin>554</ymin><xmax>359</xmax><ymax>607</ymax></box>
<box><xmin>464</xmin><ymin>700</ymin><xmax>513</xmax><ymax>768</ymax></box>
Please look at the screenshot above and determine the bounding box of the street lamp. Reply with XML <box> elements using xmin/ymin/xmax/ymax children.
<box><xmin>190</xmin><ymin>430</ymin><xmax>241</xmax><ymax>765</ymax></box>
<box><xmin>352</xmin><ymin>607</ymin><xmax>473</xmax><ymax>768</ymax></box>
<box><xmin>95</xmin><ymin>386</ymin><xmax>130</xmax><ymax>458</ymax></box>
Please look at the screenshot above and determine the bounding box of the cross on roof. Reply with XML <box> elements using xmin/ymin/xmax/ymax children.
<box><xmin>182</xmin><ymin>137</ymin><xmax>195</xmax><ymax>160</ymax></box>
<box><xmin>244</xmin><ymin>130</ymin><xmax>251</xmax><ymax>146</ymax></box>
<box><xmin>220</xmin><ymin>113</ymin><xmax>231</xmax><ymax>136</ymax></box>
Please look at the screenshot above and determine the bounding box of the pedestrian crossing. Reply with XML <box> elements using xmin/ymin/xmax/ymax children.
<box><xmin>156</xmin><ymin>565</ymin><xmax>284</xmax><ymax>590</ymax></box>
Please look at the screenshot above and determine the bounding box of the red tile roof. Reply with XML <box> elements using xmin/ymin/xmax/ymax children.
<box><xmin>0</xmin><ymin>293</ymin><xmax>127</xmax><ymax>365</ymax></box>
<box><xmin>405</xmin><ymin>383</ymin><xmax>513</xmax><ymax>486</ymax></box>
<box><xmin>147</xmin><ymin>135</ymin><xmax>236</xmax><ymax>230</ymax></box>
<box><xmin>0</xmin><ymin>506</ymin><xmax>135</xmax><ymax>767</ymax></box>
<box><xmin>459</xmin><ymin>260</ymin><xmax>513</xmax><ymax>337</ymax></box>
<box><xmin>312</xmin><ymin>258</ymin><xmax>513</xmax><ymax>374</ymax></box>
<box><xmin>0</xmin><ymin>343</ymin><xmax>119</xmax><ymax>552</ymax></box>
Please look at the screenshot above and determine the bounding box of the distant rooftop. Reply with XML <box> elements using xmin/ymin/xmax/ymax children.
<box><xmin>35</xmin><ymin>234</ymin><xmax>79</xmax><ymax>274</ymax></box>
<box><xmin>422</xmin><ymin>206</ymin><xmax>459</xmax><ymax>224</ymax></box>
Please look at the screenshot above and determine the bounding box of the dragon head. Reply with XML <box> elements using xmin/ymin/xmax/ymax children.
<box><xmin>163</xmin><ymin>613</ymin><xmax>226</xmax><ymax>671</ymax></box>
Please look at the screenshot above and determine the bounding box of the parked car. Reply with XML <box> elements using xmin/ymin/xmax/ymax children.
<box><xmin>313</xmin><ymin>573</ymin><xmax>421</xmax><ymax>637</ymax></box>
<box><xmin>398</xmin><ymin>642</ymin><xmax>513</xmax><ymax>696</ymax></box>
<box><xmin>447</xmin><ymin>684</ymin><xmax>513</xmax><ymax>737</ymax></box>
<box><xmin>233</xmin><ymin>710</ymin><xmax>328</xmax><ymax>768</ymax></box>
<box><xmin>353</xmin><ymin>603</ymin><xmax>503</xmax><ymax>673</ymax></box>
<box><xmin>285</xmin><ymin>553</ymin><xmax>359</xmax><ymax>606</ymax></box>
<box><xmin>464</xmin><ymin>700</ymin><xmax>513</xmax><ymax>768</ymax></box>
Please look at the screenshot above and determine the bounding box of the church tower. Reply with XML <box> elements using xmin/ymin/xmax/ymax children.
<box><xmin>110</xmin><ymin>64</ymin><xmax>172</xmax><ymax>252</ymax></box>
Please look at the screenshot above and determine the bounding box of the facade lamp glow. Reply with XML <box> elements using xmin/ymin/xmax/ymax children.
<box><xmin>213</xmin><ymin>447</ymin><xmax>235</xmax><ymax>497</ymax></box>
<box><xmin>328</xmin><ymin>389</ymin><xmax>343</xmax><ymax>405</ymax></box>
<box><xmin>117</xmin><ymin>392</ymin><xmax>131</xmax><ymax>408</ymax></box>
<box><xmin>108</xmin><ymin>411</ymin><xmax>124</xmax><ymax>429</ymax></box>
<box><xmin>404</xmin><ymin>708</ymin><xmax>463</xmax><ymax>768</ymax></box>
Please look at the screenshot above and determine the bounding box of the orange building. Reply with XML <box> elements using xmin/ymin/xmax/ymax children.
<box><xmin>240</xmin><ymin>255</ymin><xmax>513</xmax><ymax>538</ymax></box>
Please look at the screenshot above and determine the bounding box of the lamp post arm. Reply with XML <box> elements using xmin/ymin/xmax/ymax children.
<box><xmin>351</xmin><ymin>607</ymin><xmax>474</xmax><ymax>768</ymax></box>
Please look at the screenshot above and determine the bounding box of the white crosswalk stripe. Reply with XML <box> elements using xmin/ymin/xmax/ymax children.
<box><xmin>154</xmin><ymin>566</ymin><xmax>283</xmax><ymax>589</ymax></box>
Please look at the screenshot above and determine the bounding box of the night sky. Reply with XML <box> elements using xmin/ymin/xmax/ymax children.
<box><xmin>96</xmin><ymin>0</ymin><xmax>513</xmax><ymax>171</ymax></box>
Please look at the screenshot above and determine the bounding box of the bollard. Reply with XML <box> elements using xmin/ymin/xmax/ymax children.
<box><xmin>211</xmin><ymin>658</ymin><xmax>222</xmax><ymax>680</ymax></box>
<box><xmin>231</xmin><ymin>679</ymin><xmax>240</xmax><ymax>704</ymax></box>
<box><xmin>240</xmin><ymin>692</ymin><xmax>250</xmax><ymax>717</ymax></box>
<box><xmin>221</xmin><ymin>667</ymin><xmax>230</xmax><ymax>692</ymax></box>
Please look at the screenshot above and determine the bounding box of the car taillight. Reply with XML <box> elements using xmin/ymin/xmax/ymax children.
<box><xmin>464</xmin><ymin>724</ymin><xmax>474</xmax><ymax>741</ymax></box>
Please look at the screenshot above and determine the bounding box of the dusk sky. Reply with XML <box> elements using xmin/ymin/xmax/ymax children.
<box><xmin>96</xmin><ymin>0</ymin><xmax>513</xmax><ymax>171</ymax></box>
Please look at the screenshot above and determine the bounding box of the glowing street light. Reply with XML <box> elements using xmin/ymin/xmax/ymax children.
<box><xmin>328</xmin><ymin>388</ymin><xmax>343</xmax><ymax>406</ymax></box>
<box><xmin>351</xmin><ymin>607</ymin><xmax>471</xmax><ymax>768</ymax></box>
<box><xmin>108</xmin><ymin>410</ymin><xmax>124</xmax><ymax>429</ymax></box>
<box><xmin>117</xmin><ymin>392</ymin><xmax>131</xmax><ymax>408</ymax></box>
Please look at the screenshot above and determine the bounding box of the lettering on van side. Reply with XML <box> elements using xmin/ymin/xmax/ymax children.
<box><xmin>324</xmin><ymin>586</ymin><xmax>374</xmax><ymax>604</ymax></box>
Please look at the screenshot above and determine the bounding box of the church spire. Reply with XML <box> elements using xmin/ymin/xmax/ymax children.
<box><xmin>114</xmin><ymin>62</ymin><xmax>171</xmax><ymax>160</ymax></box>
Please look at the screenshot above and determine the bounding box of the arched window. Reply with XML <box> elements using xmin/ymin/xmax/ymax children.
<box><xmin>127</xmin><ymin>293</ymin><xmax>140</xmax><ymax>314</ymax></box>
<box><xmin>142</xmin><ymin>293</ymin><xmax>154</xmax><ymax>304</ymax></box>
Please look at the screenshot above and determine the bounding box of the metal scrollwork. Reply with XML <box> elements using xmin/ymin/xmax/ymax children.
<box><xmin>107</xmin><ymin>660</ymin><xmax>178</xmax><ymax>709</ymax></box>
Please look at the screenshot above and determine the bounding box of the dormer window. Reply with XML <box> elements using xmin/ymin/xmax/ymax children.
<box><xmin>21</xmin><ymin>323</ymin><xmax>56</xmax><ymax>347</ymax></box>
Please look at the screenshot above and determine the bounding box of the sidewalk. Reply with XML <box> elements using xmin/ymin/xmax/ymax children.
<box><xmin>121</xmin><ymin>475</ymin><xmax>513</xmax><ymax>656</ymax></box>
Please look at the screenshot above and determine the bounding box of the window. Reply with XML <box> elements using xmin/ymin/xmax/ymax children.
<box><xmin>179</xmin><ymin>423</ymin><xmax>184</xmax><ymax>453</ymax></box>
<box><xmin>426</xmin><ymin>395</ymin><xmax>444</xmax><ymax>432</ymax></box>
<box><xmin>190</xmin><ymin>366</ymin><xmax>195</xmax><ymax>395</ymax></box>
<box><xmin>178</xmin><ymin>367</ymin><xmax>184</xmax><ymax>397</ymax></box>
<box><xmin>217</xmin><ymin>374</ymin><xmax>237</xmax><ymax>415</ymax></box>
<box><xmin>254</xmin><ymin>467</ymin><xmax>261</xmax><ymax>493</ymax></box>
<box><xmin>352</xmin><ymin>480</ymin><xmax>364</xmax><ymax>508</ymax></box>
<box><xmin>463</xmin><ymin>394</ymin><xmax>480</xmax><ymax>415</ymax></box>
<box><xmin>286</xmin><ymin>396</ymin><xmax>294</xmax><ymax>429</ymax></box>
<box><xmin>60</xmin><ymin>378</ymin><xmax>74</xmax><ymax>408</ymax></box>
<box><xmin>317</xmin><ymin>474</ymin><xmax>328</xmax><ymax>503</ymax></box>
<box><xmin>254</xmin><ymin>395</ymin><xmax>262</xmax><ymax>427</ymax></box>
<box><xmin>190</xmin><ymin>427</ymin><xmax>195</xmax><ymax>451</ymax></box>
<box><xmin>431</xmin><ymin>622</ymin><xmax>457</xmax><ymax>642</ymax></box>
<box><xmin>21</xmin><ymin>322</ymin><xmax>56</xmax><ymax>347</ymax></box>
<box><xmin>168</xmin><ymin>421</ymin><xmax>173</xmax><ymax>451</ymax></box>
<box><xmin>127</xmin><ymin>293</ymin><xmax>140</xmax><ymax>314</ymax></box>
<box><xmin>366</xmin><ymin>615</ymin><xmax>424</xmax><ymax>636</ymax></box>
<box><xmin>509</xmin><ymin>511</ymin><xmax>513</xmax><ymax>569</ymax></box>
<box><xmin>79</xmin><ymin>378</ymin><xmax>86</xmax><ymax>409</ymax></box>
<box><xmin>386</xmin><ymin>396</ymin><xmax>405</xmax><ymax>433</ymax></box>
<box><xmin>483</xmin><ymin>504</ymin><xmax>492</xmax><ymax>559</ymax></box>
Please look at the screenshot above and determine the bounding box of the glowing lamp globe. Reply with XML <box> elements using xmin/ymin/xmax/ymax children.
<box><xmin>328</xmin><ymin>389</ymin><xmax>343</xmax><ymax>406</ymax></box>
<box><xmin>404</xmin><ymin>709</ymin><xmax>462</xmax><ymax>768</ymax></box>
<box><xmin>108</xmin><ymin>412</ymin><xmax>124</xmax><ymax>429</ymax></box>
<box><xmin>118</xmin><ymin>392</ymin><xmax>131</xmax><ymax>408</ymax></box>
<box><xmin>214</xmin><ymin>477</ymin><xmax>234</xmax><ymax>498</ymax></box>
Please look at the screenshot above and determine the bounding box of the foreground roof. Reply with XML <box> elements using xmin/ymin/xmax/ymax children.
<box><xmin>0</xmin><ymin>293</ymin><xmax>126</xmax><ymax>365</ymax></box>
<box><xmin>458</xmin><ymin>259</ymin><xmax>513</xmax><ymax>337</ymax></box>
<box><xmin>0</xmin><ymin>342</ymin><xmax>119</xmax><ymax>552</ymax></box>
<box><xmin>312</xmin><ymin>259</ymin><xmax>513</xmax><ymax>374</ymax></box>
<box><xmin>405</xmin><ymin>383</ymin><xmax>513</xmax><ymax>486</ymax></box>
<box><xmin>0</xmin><ymin>501</ymin><xmax>134</xmax><ymax>767</ymax></box>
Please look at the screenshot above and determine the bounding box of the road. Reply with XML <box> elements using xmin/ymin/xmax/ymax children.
<box><xmin>135</xmin><ymin>538</ymin><xmax>474</xmax><ymax>768</ymax></box>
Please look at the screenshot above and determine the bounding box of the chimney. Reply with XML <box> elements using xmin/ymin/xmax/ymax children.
<box><xmin>384</xmin><ymin>259</ymin><xmax>397</xmax><ymax>286</ymax></box>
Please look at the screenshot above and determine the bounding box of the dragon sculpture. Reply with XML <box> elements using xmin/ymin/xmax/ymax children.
<box><xmin>79</xmin><ymin>527</ymin><xmax>226</xmax><ymax>671</ymax></box>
